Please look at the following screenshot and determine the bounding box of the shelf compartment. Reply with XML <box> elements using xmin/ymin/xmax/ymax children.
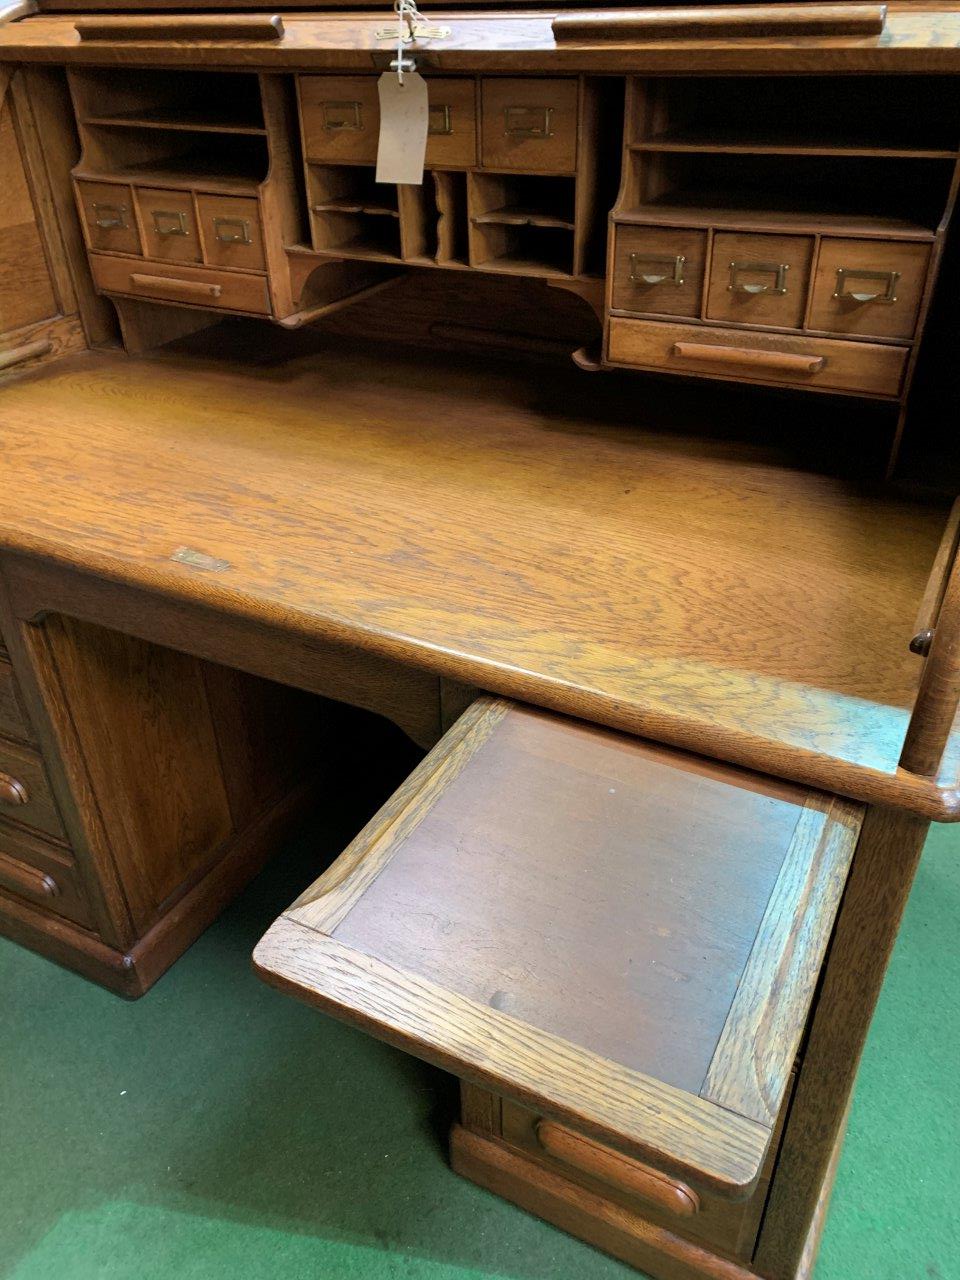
<box><xmin>619</xmin><ymin>152</ymin><xmax>954</xmax><ymax>240</ymax></box>
<box><xmin>308</xmin><ymin>165</ymin><xmax>402</xmax><ymax>261</ymax></box>
<box><xmin>69</xmin><ymin>69</ymin><xmax>265</xmax><ymax>135</ymax></box>
<box><xmin>629</xmin><ymin>76</ymin><xmax>960</xmax><ymax>158</ymax></box>
<box><xmin>399</xmin><ymin>172</ymin><xmax>469</xmax><ymax>267</ymax></box>
<box><xmin>469</xmin><ymin>174</ymin><xmax>576</xmax><ymax>277</ymax></box>
<box><xmin>470</xmin><ymin>174</ymin><xmax>577</xmax><ymax>230</ymax></box>
<box><xmin>469</xmin><ymin>225</ymin><xmax>576</xmax><ymax>278</ymax></box>
<box><xmin>307</xmin><ymin>165</ymin><xmax>399</xmax><ymax>217</ymax></box>
<box><xmin>74</xmin><ymin>134</ymin><xmax>269</xmax><ymax>197</ymax></box>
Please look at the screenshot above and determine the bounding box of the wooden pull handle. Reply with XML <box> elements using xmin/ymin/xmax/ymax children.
<box><xmin>0</xmin><ymin>339</ymin><xmax>52</xmax><ymax>373</ymax></box>
<box><xmin>0</xmin><ymin>851</ymin><xmax>59</xmax><ymax>900</ymax></box>
<box><xmin>130</xmin><ymin>273</ymin><xmax>223</xmax><ymax>303</ymax></box>
<box><xmin>0</xmin><ymin>770</ymin><xmax>29</xmax><ymax>806</ymax></box>
<box><xmin>553</xmin><ymin>4</ymin><xmax>886</xmax><ymax>41</ymax></box>
<box><xmin>75</xmin><ymin>14</ymin><xmax>284</xmax><ymax>42</ymax></box>
<box><xmin>671</xmin><ymin>342</ymin><xmax>825</xmax><ymax>375</ymax></box>
<box><xmin>536</xmin><ymin>1120</ymin><xmax>700</xmax><ymax>1217</ymax></box>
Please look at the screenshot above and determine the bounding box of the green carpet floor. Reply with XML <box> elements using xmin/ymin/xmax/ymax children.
<box><xmin>2</xmin><ymin>756</ymin><xmax>958</xmax><ymax>1280</ymax></box>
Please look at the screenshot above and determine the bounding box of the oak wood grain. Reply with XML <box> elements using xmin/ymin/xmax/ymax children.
<box><xmin>316</xmin><ymin>701</ymin><xmax>814</xmax><ymax>1098</ymax></box>
<box><xmin>4</xmin><ymin>7</ymin><xmax>960</xmax><ymax>76</ymax></box>
<box><xmin>701</xmin><ymin>793</ymin><xmax>862</xmax><ymax>1126</ymax></box>
<box><xmin>0</xmin><ymin>343</ymin><xmax>951</xmax><ymax>812</ymax></box>
<box><xmin>754</xmin><ymin>804</ymin><xmax>930</xmax><ymax>1277</ymax></box>
<box><xmin>255</xmin><ymin>915</ymin><xmax>772</xmax><ymax>1195</ymax></box>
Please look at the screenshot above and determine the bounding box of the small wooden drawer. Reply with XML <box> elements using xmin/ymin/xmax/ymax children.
<box><xmin>89</xmin><ymin>254</ymin><xmax>271</xmax><ymax>315</ymax></box>
<box><xmin>425</xmin><ymin>78</ymin><xmax>477</xmax><ymax>169</ymax></box>
<box><xmin>498</xmin><ymin>1098</ymin><xmax>773</xmax><ymax>1260</ymax></box>
<box><xmin>196</xmin><ymin>195</ymin><xmax>266</xmax><ymax>272</ymax></box>
<box><xmin>299</xmin><ymin>75</ymin><xmax>380</xmax><ymax>164</ymax></box>
<box><xmin>75</xmin><ymin>179</ymin><xmax>141</xmax><ymax>256</ymax></box>
<box><xmin>0</xmin><ymin>659</ymin><xmax>33</xmax><ymax>745</ymax></box>
<box><xmin>480</xmin><ymin>78</ymin><xmax>579</xmax><ymax>174</ymax></box>
<box><xmin>612</xmin><ymin>226</ymin><xmax>708</xmax><ymax>318</ymax></box>
<box><xmin>0</xmin><ymin>819</ymin><xmax>92</xmax><ymax>929</ymax></box>
<box><xmin>135</xmin><ymin>186</ymin><xmax>201</xmax><ymax>264</ymax></box>
<box><xmin>0</xmin><ymin>737</ymin><xmax>66</xmax><ymax>841</ymax></box>
<box><xmin>808</xmin><ymin>238</ymin><xmax>932</xmax><ymax>340</ymax></box>
<box><xmin>706</xmin><ymin>232</ymin><xmax>815</xmax><ymax>330</ymax></box>
<box><xmin>607</xmin><ymin>317</ymin><xmax>907</xmax><ymax>397</ymax></box>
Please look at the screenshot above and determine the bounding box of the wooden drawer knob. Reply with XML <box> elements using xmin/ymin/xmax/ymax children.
<box><xmin>0</xmin><ymin>771</ymin><xmax>29</xmax><ymax>806</ymax></box>
<box><xmin>671</xmin><ymin>341</ymin><xmax>825</xmax><ymax>375</ymax></box>
<box><xmin>535</xmin><ymin>1120</ymin><xmax>700</xmax><ymax>1217</ymax></box>
<box><xmin>130</xmin><ymin>273</ymin><xmax>223</xmax><ymax>303</ymax></box>
<box><xmin>0</xmin><ymin>851</ymin><xmax>59</xmax><ymax>899</ymax></box>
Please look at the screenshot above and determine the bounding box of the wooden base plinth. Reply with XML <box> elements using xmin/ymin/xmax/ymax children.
<box><xmin>451</xmin><ymin>1123</ymin><xmax>842</xmax><ymax>1280</ymax></box>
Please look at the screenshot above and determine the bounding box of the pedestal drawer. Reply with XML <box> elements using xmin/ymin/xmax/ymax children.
<box><xmin>90</xmin><ymin>254</ymin><xmax>271</xmax><ymax>315</ymax></box>
<box><xmin>496</xmin><ymin>1090</ymin><xmax>790</xmax><ymax>1261</ymax></box>
<box><xmin>0</xmin><ymin>737</ymin><xmax>67</xmax><ymax>840</ymax></box>
<box><xmin>0</xmin><ymin>819</ymin><xmax>92</xmax><ymax>929</ymax></box>
<box><xmin>607</xmin><ymin>317</ymin><xmax>907</xmax><ymax>397</ymax></box>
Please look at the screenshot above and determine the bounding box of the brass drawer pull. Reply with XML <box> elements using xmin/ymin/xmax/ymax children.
<box><xmin>213</xmin><ymin>216</ymin><xmax>252</xmax><ymax>246</ymax></box>
<box><xmin>630</xmin><ymin>252</ymin><xmax>685</xmax><ymax>287</ymax></box>
<box><xmin>728</xmin><ymin>260</ymin><xmax>789</xmax><ymax>296</ymax></box>
<box><xmin>152</xmin><ymin>209</ymin><xmax>189</xmax><ymax>238</ymax></box>
<box><xmin>672</xmin><ymin>341</ymin><xmax>825</xmax><ymax>375</ymax></box>
<box><xmin>322</xmin><ymin>100</ymin><xmax>363</xmax><ymax>131</ymax></box>
<box><xmin>535</xmin><ymin>1120</ymin><xmax>700</xmax><ymax>1217</ymax></box>
<box><xmin>130</xmin><ymin>273</ymin><xmax>223</xmax><ymax>302</ymax></box>
<box><xmin>833</xmin><ymin>267</ymin><xmax>900</xmax><ymax>304</ymax></box>
<box><xmin>504</xmin><ymin>105</ymin><xmax>553</xmax><ymax>138</ymax></box>
<box><xmin>0</xmin><ymin>770</ymin><xmax>29</xmax><ymax>806</ymax></box>
<box><xmin>93</xmin><ymin>202</ymin><xmax>128</xmax><ymax>230</ymax></box>
<box><xmin>428</xmin><ymin>104</ymin><xmax>453</xmax><ymax>135</ymax></box>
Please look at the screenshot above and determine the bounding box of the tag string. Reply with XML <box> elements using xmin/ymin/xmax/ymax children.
<box><xmin>393</xmin><ymin>0</ymin><xmax>423</xmax><ymax>85</ymax></box>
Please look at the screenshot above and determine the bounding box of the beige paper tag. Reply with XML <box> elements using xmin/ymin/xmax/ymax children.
<box><xmin>376</xmin><ymin>70</ymin><xmax>429</xmax><ymax>186</ymax></box>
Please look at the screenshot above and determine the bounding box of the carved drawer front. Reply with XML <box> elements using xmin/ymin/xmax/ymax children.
<box><xmin>706</xmin><ymin>231</ymin><xmax>815</xmax><ymax>330</ymax></box>
<box><xmin>0</xmin><ymin>659</ymin><xmax>33</xmax><ymax>745</ymax></box>
<box><xmin>135</xmin><ymin>187</ymin><xmax>201</xmax><ymax>264</ymax></box>
<box><xmin>75</xmin><ymin>179</ymin><xmax>141</xmax><ymax>256</ymax></box>
<box><xmin>424</xmin><ymin>78</ymin><xmax>478</xmax><ymax>169</ymax></box>
<box><xmin>612</xmin><ymin>226</ymin><xmax>708</xmax><ymax>318</ymax></box>
<box><xmin>196</xmin><ymin>195</ymin><xmax>266</xmax><ymax>272</ymax></box>
<box><xmin>607</xmin><ymin>317</ymin><xmax>907</xmax><ymax>397</ymax></box>
<box><xmin>480</xmin><ymin>78</ymin><xmax>579</xmax><ymax>174</ymax></box>
<box><xmin>89</xmin><ymin>254</ymin><xmax>271</xmax><ymax>315</ymax></box>
<box><xmin>808</xmin><ymin>238</ymin><xmax>931</xmax><ymax>340</ymax></box>
<box><xmin>499</xmin><ymin>1097</ymin><xmax>781</xmax><ymax>1260</ymax></box>
<box><xmin>0</xmin><ymin>737</ymin><xmax>66</xmax><ymax>841</ymax></box>
<box><xmin>0</xmin><ymin>819</ymin><xmax>92</xmax><ymax>929</ymax></box>
<box><xmin>300</xmin><ymin>76</ymin><xmax>381</xmax><ymax>164</ymax></box>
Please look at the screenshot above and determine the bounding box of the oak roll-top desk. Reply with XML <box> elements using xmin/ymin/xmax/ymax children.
<box><xmin>1</xmin><ymin>3</ymin><xmax>960</xmax><ymax>1278</ymax></box>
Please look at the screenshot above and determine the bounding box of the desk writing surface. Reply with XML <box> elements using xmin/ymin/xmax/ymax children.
<box><xmin>0</xmin><ymin>339</ymin><xmax>950</xmax><ymax>807</ymax></box>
